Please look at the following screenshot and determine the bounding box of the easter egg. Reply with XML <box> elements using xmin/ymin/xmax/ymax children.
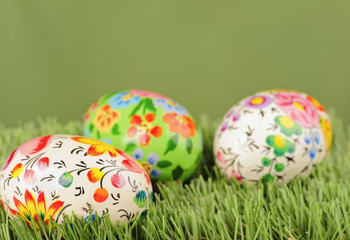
<box><xmin>0</xmin><ymin>135</ymin><xmax>152</xmax><ymax>226</ymax></box>
<box><xmin>213</xmin><ymin>90</ymin><xmax>333</xmax><ymax>184</ymax></box>
<box><xmin>83</xmin><ymin>89</ymin><xmax>202</xmax><ymax>182</ymax></box>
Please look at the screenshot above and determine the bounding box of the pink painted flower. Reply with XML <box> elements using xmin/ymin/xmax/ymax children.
<box><xmin>19</xmin><ymin>136</ymin><xmax>53</xmax><ymax>156</ymax></box>
<box><xmin>122</xmin><ymin>159</ymin><xmax>144</xmax><ymax>173</ymax></box>
<box><xmin>274</xmin><ymin>92</ymin><xmax>319</xmax><ymax>128</ymax></box>
<box><xmin>37</xmin><ymin>157</ymin><xmax>49</xmax><ymax>171</ymax></box>
<box><xmin>111</xmin><ymin>174</ymin><xmax>126</xmax><ymax>188</ymax></box>
<box><xmin>23</xmin><ymin>170</ymin><xmax>37</xmax><ymax>184</ymax></box>
<box><xmin>216</xmin><ymin>151</ymin><xmax>226</xmax><ymax>166</ymax></box>
<box><xmin>229</xmin><ymin>170</ymin><xmax>243</xmax><ymax>181</ymax></box>
<box><xmin>130</xmin><ymin>89</ymin><xmax>169</xmax><ymax>100</ymax></box>
<box><xmin>1</xmin><ymin>148</ymin><xmax>18</xmax><ymax>171</ymax></box>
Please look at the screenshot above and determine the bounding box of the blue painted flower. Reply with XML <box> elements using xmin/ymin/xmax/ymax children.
<box><xmin>133</xmin><ymin>190</ymin><xmax>147</xmax><ymax>208</ymax></box>
<box><xmin>84</xmin><ymin>214</ymin><xmax>102</xmax><ymax>224</ymax></box>
<box><xmin>304</xmin><ymin>131</ymin><xmax>321</xmax><ymax>160</ymax></box>
<box><xmin>134</xmin><ymin>149</ymin><xmax>161</xmax><ymax>178</ymax></box>
<box><xmin>108</xmin><ymin>92</ymin><xmax>140</xmax><ymax>109</ymax></box>
<box><xmin>101</xmin><ymin>138</ymin><xmax>112</xmax><ymax>145</ymax></box>
<box><xmin>153</xmin><ymin>98</ymin><xmax>188</xmax><ymax>115</ymax></box>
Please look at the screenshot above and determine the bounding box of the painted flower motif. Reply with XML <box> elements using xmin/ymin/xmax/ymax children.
<box><xmin>244</xmin><ymin>95</ymin><xmax>273</xmax><ymax>109</ymax></box>
<box><xmin>274</xmin><ymin>116</ymin><xmax>302</xmax><ymax>137</ymax></box>
<box><xmin>130</xmin><ymin>89</ymin><xmax>169</xmax><ymax>100</ymax></box>
<box><xmin>133</xmin><ymin>190</ymin><xmax>147</xmax><ymax>208</ymax></box>
<box><xmin>229</xmin><ymin>170</ymin><xmax>243</xmax><ymax>181</ymax></box>
<box><xmin>266</xmin><ymin>135</ymin><xmax>295</xmax><ymax>157</ymax></box>
<box><xmin>153</xmin><ymin>98</ymin><xmax>188</xmax><ymax>115</ymax></box>
<box><xmin>262</xmin><ymin>173</ymin><xmax>274</xmax><ymax>182</ymax></box>
<box><xmin>58</xmin><ymin>172</ymin><xmax>73</xmax><ymax>188</ymax></box>
<box><xmin>216</xmin><ymin>150</ymin><xmax>226</xmax><ymax>166</ymax></box>
<box><xmin>133</xmin><ymin>149</ymin><xmax>161</xmax><ymax>178</ymax></box>
<box><xmin>84</xmin><ymin>214</ymin><xmax>102</xmax><ymax>224</ymax></box>
<box><xmin>127</xmin><ymin>113</ymin><xmax>163</xmax><ymax>147</ymax></box>
<box><xmin>122</xmin><ymin>159</ymin><xmax>151</xmax><ymax>184</ymax></box>
<box><xmin>320</xmin><ymin>117</ymin><xmax>333</xmax><ymax>153</ymax></box>
<box><xmin>220</xmin><ymin>121</ymin><xmax>229</xmax><ymax>133</ymax></box>
<box><xmin>23</xmin><ymin>170</ymin><xmax>37</xmax><ymax>184</ymax></box>
<box><xmin>111</xmin><ymin>174</ymin><xmax>126</xmax><ymax>188</ymax></box>
<box><xmin>108</xmin><ymin>92</ymin><xmax>140</xmax><ymax>109</ymax></box>
<box><xmin>307</xmin><ymin>95</ymin><xmax>326</xmax><ymax>112</ymax></box>
<box><xmin>19</xmin><ymin>136</ymin><xmax>52</xmax><ymax>156</ymax></box>
<box><xmin>37</xmin><ymin>157</ymin><xmax>49</xmax><ymax>171</ymax></box>
<box><xmin>274</xmin><ymin>92</ymin><xmax>319</xmax><ymax>128</ymax></box>
<box><xmin>85</xmin><ymin>101</ymin><xmax>99</xmax><ymax>123</ymax></box>
<box><xmin>10</xmin><ymin>190</ymin><xmax>64</xmax><ymax>225</ymax></box>
<box><xmin>87</xmin><ymin>168</ymin><xmax>104</xmax><ymax>183</ymax></box>
<box><xmin>304</xmin><ymin>131</ymin><xmax>321</xmax><ymax>159</ymax></box>
<box><xmin>225</xmin><ymin>109</ymin><xmax>241</xmax><ymax>121</ymax></box>
<box><xmin>1</xmin><ymin>148</ymin><xmax>18</xmax><ymax>171</ymax></box>
<box><xmin>92</xmin><ymin>105</ymin><xmax>121</xmax><ymax>133</ymax></box>
<box><xmin>71</xmin><ymin>137</ymin><xmax>119</xmax><ymax>157</ymax></box>
<box><xmin>163</xmin><ymin>113</ymin><xmax>196</xmax><ymax>138</ymax></box>
<box><xmin>93</xmin><ymin>188</ymin><xmax>109</xmax><ymax>203</ymax></box>
<box><xmin>11</xmin><ymin>163</ymin><xmax>24</xmax><ymax>178</ymax></box>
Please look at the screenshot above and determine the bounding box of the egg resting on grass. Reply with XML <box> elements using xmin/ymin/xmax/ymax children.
<box><xmin>83</xmin><ymin>89</ymin><xmax>203</xmax><ymax>182</ymax></box>
<box><xmin>0</xmin><ymin>135</ymin><xmax>152</xmax><ymax>226</ymax></box>
<box><xmin>213</xmin><ymin>90</ymin><xmax>333</xmax><ymax>184</ymax></box>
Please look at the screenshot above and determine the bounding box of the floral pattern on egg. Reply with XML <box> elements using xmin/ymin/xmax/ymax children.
<box><xmin>213</xmin><ymin>90</ymin><xmax>333</xmax><ymax>184</ymax></box>
<box><xmin>83</xmin><ymin>90</ymin><xmax>203</xmax><ymax>182</ymax></box>
<box><xmin>0</xmin><ymin>135</ymin><xmax>152</xmax><ymax>226</ymax></box>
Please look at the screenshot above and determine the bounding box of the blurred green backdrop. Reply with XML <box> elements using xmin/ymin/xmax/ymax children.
<box><xmin>1</xmin><ymin>0</ymin><xmax>349</xmax><ymax>127</ymax></box>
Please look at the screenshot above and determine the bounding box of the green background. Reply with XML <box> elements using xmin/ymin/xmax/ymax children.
<box><xmin>1</xmin><ymin>0</ymin><xmax>349</xmax><ymax>127</ymax></box>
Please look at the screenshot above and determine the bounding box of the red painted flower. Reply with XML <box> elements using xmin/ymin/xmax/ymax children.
<box><xmin>1</xmin><ymin>148</ymin><xmax>18</xmax><ymax>171</ymax></box>
<box><xmin>10</xmin><ymin>190</ymin><xmax>63</xmax><ymax>225</ymax></box>
<box><xmin>37</xmin><ymin>157</ymin><xmax>49</xmax><ymax>171</ymax></box>
<box><xmin>23</xmin><ymin>170</ymin><xmax>37</xmax><ymax>184</ymax></box>
<box><xmin>307</xmin><ymin>95</ymin><xmax>326</xmax><ymax>112</ymax></box>
<box><xmin>274</xmin><ymin>92</ymin><xmax>319</xmax><ymax>128</ymax></box>
<box><xmin>127</xmin><ymin>113</ymin><xmax>162</xmax><ymax>147</ymax></box>
<box><xmin>93</xmin><ymin>188</ymin><xmax>109</xmax><ymax>203</ymax></box>
<box><xmin>85</xmin><ymin>101</ymin><xmax>99</xmax><ymax>123</ymax></box>
<box><xmin>19</xmin><ymin>136</ymin><xmax>52</xmax><ymax>156</ymax></box>
<box><xmin>163</xmin><ymin>113</ymin><xmax>196</xmax><ymax>138</ymax></box>
<box><xmin>122</xmin><ymin>159</ymin><xmax>151</xmax><ymax>184</ymax></box>
<box><xmin>216</xmin><ymin>150</ymin><xmax>226</xmax><ymax>166</ymax></box>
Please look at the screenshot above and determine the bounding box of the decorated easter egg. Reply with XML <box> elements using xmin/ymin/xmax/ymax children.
<box><xmin>0</xmin><ymin>135</ymin><xmax>152</xmax><ymax>226</ymax></box>
<box><xmin>213</xmin><ymin>90</ymin><xmax>332</xmax><ymax>184</ymax></box>
<box><xmin>83</xmin><ymin>89</ymin><xmax>202</xmax><ymax>182</ymax></box>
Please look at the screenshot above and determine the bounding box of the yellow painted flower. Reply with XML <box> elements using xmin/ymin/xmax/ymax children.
<box><xmin>71</xmin><ymin>137</ymin><xmax>119</xmax><ymax>157</ymax></box>
<box><xmin>9</xmin><ymin>189</ymin><xmax>64</xmax><ymax>225</ymax></box>
<box><xmin>141</xmin><ymin>162</ymin><xmax>153</xmax><ymax>175</ymax></box>
<box><xmin>266</xmin><ymin>135</ymin><xmax>295</xmax><ymax>157</ymax></box>
<box><xmin>320</xmin><ymin>117</ymin><xmax>333</xmax><ymax>153</ymax></box>
<box><xmin>93</xmin><ymin>105</ymin><xmax>120</xmax><ymax>133</ymax></box>
<box><xmin>11</xmin><ymin>163</ymin><xmax>24</xmax><ymax>178</ymax></box>
<box><xmin>87</xmin><ymin>167</ymin><xmax>104</xmax><ymax>183</ymax></box>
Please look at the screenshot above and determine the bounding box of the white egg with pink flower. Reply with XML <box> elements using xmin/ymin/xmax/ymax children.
<box><xmin>213</xmin><ymin>90</ymin><xmax>333</xmax><ymax>184</ymax></box>
<box><xmin>0</xmin><ymin>135</ymin><xmax>152</xmax><ymax>226</ymax></box>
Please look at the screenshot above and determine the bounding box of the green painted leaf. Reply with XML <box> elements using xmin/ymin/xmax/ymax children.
<box><xmin>125</xmin><ymin>142</ymin><xmax>137</xmax><ymax>153</ymax></box>
<box><xmin>274</xmin><ymin>163</ymin><xmax>285</xmax><ymax>172</ymax></box>
<box><xmin>164</xmin><ymin>134</ymin><xmax>179</xmax><ymax>155</ymax></box>
<box><xmin>129</xmin><ymin>99</ymin><xmax>145</xmax><ymax>117</ymax></box>
<box><xmin>143</xmin><ymin>98</ymin><xmax>156</xmax><ymax>115</ymax></box>
<box><xmin>96</xmin><ymin>130</ymin><xmax>101</xmax><ymax>139</ymax></box>
<box><xmin>157</xmin><ymin>160</ymin><xmax>172</xmax><ymax>168</ymax></box>
<box><xmin>112</xmin><ymin>123</ymin><xmax>120</xmax><ymax>135</ymax></box>
<box><xmin>186</xmin><ymin>138</ymin><xmax>192</xmax><ymax>154</ymax></box>
<box><xmin>172</xmin><ymin>166</ymin><xmax>183</xmax><ymax>180</ymax></box>
<box><xmin>89</xmin><ymin>124</ymin><xmax>95</xmax><ymax>133</ymax></box>
<box><xmin>262</xmin><ymin>157</ymin><xmax>272</xmax><ymax>167</ymax></box>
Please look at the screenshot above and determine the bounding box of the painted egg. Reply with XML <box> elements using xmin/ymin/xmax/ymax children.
<box><xmin>0</xmin><ymin>135</ymin><xmax>152</xmax><ymax>226</ymax></box>
<box><xmin>83</xmin><ymin>89</ymin><xmax>202</xmax><ymax>182</ymax></box>
<box><xmin>213</xmin><ymin>90</ymin><xmax>333</xmax><ymax>184</ymax></box>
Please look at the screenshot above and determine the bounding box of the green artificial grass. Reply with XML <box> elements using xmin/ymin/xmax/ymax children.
<box><xmin>0</xmin><ymin>112</ymin><xmax>348</xmax><ymax>240</ymax></box>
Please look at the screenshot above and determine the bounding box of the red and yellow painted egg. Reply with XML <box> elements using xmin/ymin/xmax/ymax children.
<box><xmin>0</xmin><ymin>135</ymin><xmax>152</xmax><ymax>226</ymax></box>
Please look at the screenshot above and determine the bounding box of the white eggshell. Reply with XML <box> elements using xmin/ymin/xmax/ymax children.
<box><xmin>213</xmin><ymin>90</ymin><xmax>333</xmax><ymax>184</ymax></box>
<box><xmin>0</xmin><ymin>135</ymin><xmax>152</xmax><ymax>225</ymax></box>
